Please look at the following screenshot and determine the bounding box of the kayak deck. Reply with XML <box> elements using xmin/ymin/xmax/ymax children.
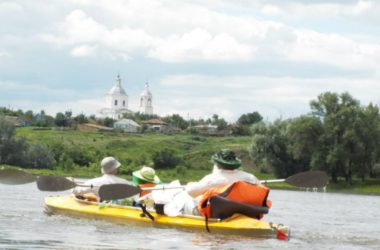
<box><xmin>44</xmin><ymin>195</ymin><xmax>290</xmax><ymax>239</ymax></box>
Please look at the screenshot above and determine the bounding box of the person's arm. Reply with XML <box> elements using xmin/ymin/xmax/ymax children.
<box><xmin>72</xmin><ymin>179</ymin><xmax>99</xmax><ymax>196</ymax></box>
<box><xmin>73</xmin><ymin>185</ymin><xmax>93</xmax><ymax>195</ymax></box>
<box><xmin>185</xmin><ymin>181</ymin><xmax>209</xmax><ymax>198</ymax></box>
<box><xmin>246</xmin><ymin>172</ymin><xmax>260</xmax><ymax>184</ymax></box>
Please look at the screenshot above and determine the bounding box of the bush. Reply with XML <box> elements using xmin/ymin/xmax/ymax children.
<box><xmin>192</xmin><ymin>136</ymin><xmax>207</xmax><ymax>142</ymax></box>
<box><xmin>0</xmin><ymin>117</ymin><xmax>28</xmax><ymax>166</ymax></box>
<box><xmin>66</xmin><ymin>148</ymin><xmax>93</xmax><ymax>166</ymax></box>
<box><xmin>106</xmin><ymin>139</ymin><xmax>137</xmax><ymax>149</ymax></box>
<box><xmin>58</xmin><ymin>153</ymin><xmax>75</xmax><ymax>171</ymax></box>
<box><xmin>175</xmin><ymin>165</ymin><xmax>187</xmax><ymax>175</ymax></box>
<box><xmin>134</xmin><ymin>154</ymin><xmax>151</xmax><ymax>167</ymax></box>
<box><xmin>25</xmin><ymin>143</ymin><xmax>55</xmax><ymax>169</ymax></box>
<box><xmin>152</xmin><ymin>148</ymin><xmax>180</xmax><ymax>169</ymax></box>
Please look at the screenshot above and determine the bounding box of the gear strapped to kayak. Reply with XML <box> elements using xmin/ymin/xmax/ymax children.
<box><xmin>198</xmin><ymin>181</ymin><xmax>271</xmax><ymax>232</ymax></box>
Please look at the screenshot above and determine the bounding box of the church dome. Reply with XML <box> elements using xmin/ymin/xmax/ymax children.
<box><xmin>140</xmin><ymin>82</ymin><xmax>152</xmax><ymax>97</ymax></box>
<box><xmin>108</xmin><ymin>75</ymin><xmax>127</xmax><ymax>95</ymax></box>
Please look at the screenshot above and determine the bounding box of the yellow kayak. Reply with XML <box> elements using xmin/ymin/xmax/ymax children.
<box><xmin>44</xmin><ymin>195</ymin><xmax>290</xmax><ymax>240</ymax></box>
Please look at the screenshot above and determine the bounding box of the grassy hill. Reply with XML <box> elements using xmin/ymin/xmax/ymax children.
<box><xmin>15</xmin><ymin>127</ymin><xmax>258</xmax><ymax>183</ymax></box>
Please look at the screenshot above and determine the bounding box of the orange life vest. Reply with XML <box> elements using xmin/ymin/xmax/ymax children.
<box><xmin>139</xmin><ymin>183</ymin><xmax>155</xmax><ymax>197</ymax></box>
<box><xmin>198</xmin><ymin>181</ymin><xmax>271</xmax><ymax>219</ymax></box>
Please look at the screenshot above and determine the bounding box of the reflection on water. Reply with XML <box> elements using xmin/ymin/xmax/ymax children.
<box><xmin>0</xmin><ymin>182</ymin><xmax>380</xmax><ymax>249</ymax></box>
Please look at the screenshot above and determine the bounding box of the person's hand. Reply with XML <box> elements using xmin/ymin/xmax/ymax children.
<box><xmin>66</xmin><ymin>176</ymin><xmax>75</xmax><ymax>182</ymax></box>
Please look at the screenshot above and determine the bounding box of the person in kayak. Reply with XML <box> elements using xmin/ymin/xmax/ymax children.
<box><xmin>183</xmin><ymin>149</ymin><xmax>271</xmax><ymax>222</ymax></box>
<box><xmin>131</xmin><ymin>166</ymin><xmax>162</xmax><ymax>208</ymax></box>
<box><xmin>132</xmin><ymin>166</ymin><xmax>161</xmax><ymax>186</ymax></box>
<box><xmin>186</xmin><ymin>149</ymin><xmax>260</xmax><ymax>198</ymax></box>
<box><xmin>73</xmin><ymin>156</ymin><xmax>131</xmax><ymax>199</ymax></box>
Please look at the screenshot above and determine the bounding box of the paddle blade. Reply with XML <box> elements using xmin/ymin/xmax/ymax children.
<box><xmin>285</xmin><ymin>170</ymin><xmax>328</xmax><ymax>188</ymax></box>
<box><xmin>99</xmin><ymin>183</ymin><xmax>141</xmax><ymax>200</ymax></box>
<box><xmin>37</xmin><ymin>175</ymin><xmax>77</xmax><ymax>191</ymax></box>
<box><xmin>0</xmin><ymin>168</ymin><xmax>36</xmax><ymax>185</ymax></box>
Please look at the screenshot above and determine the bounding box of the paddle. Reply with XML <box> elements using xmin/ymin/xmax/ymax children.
<box><xmin>0</xmin><ymin>168</ymin><xmax>87</xmax><ymax>191</ymax></box>
<box><xmin>36</xmin><ymin>175</ymin><xmax>86</xmax><ymax>191</ymax></box>
<box><xmin>0</xmin><ymin>168</ymin><xmax>37</xmax><ymax>185</ymax></box>
<box><xmin>98</xmin><ymin>170</ymin><xmax>329</xmax><ymax>200</ymax></box>
<box><xmin>261</xmin><ymin>170</ymin><xmax>329</xmax><ymax>188</ymax></box>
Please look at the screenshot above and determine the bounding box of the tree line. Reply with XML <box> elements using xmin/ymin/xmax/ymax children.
<box><xmin>0</xmin><ymin>107</ymin><xmax>263</xmax><ymax>135</ymax></box>
<box><xmin>251</xmin><ymin>92</ymin><xmax>380</xmax><ymax>184</ymax></box>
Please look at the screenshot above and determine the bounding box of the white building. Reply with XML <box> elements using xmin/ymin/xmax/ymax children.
<box><xmin>99</xmin><ymin>75</ymin><xmax>154</xmax><ymax>119</ymax></box>
<box><xmin>139</xmin><ymin>82</ymin><xmax>153</xmax><ymax>115</ymax></box>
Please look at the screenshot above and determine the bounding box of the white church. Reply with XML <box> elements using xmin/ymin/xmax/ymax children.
<box><xmin>98</xmin><ymin>75</ymin><xmax>153</xmax><ymax>119</ymax></box>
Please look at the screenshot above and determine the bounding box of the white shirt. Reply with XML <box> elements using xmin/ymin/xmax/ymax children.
<box><xmin>73</xmin><ymin>174</ymin><xmax>131</xmax><ymax>197</ymax></box>
<box><xmin>185</xmin><ymin>165</ymin><xmax>259</xmax><ymax>198</ymax></box>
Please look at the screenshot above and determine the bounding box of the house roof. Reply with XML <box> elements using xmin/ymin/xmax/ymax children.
<box><xmin>193</xmin><ymin>124</ymin><xmax>217</xmax><ymax>128</ymax></box>
<box><xmin>82</xmin><ymin>123</ymin><xmax>112</xmax><ymax>130</ymax></box>
<box><xmin>141</xmin><ymin>119</ymin><xmax>168</xmax><ymax>125</ymax></box>
<box><xmin>114</xmin><ymin>119</ymin><xmax>141</xmax><ymax>127</ymax></box>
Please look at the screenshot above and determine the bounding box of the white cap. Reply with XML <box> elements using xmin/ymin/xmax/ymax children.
<box><xmin>101</xmin><ymin>157</ymin><xmax>121</xmax><ymax>174</ymax></box>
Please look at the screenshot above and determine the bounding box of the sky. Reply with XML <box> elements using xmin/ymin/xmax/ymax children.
<box><xmin>1</xmin><ymin>0</ymin><xmax>380</xmax><ymax>122</ymax></box>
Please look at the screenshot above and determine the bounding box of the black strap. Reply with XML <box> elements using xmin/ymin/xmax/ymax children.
<box><xmin>138</xmin><ymin>204</ymin><xmax>155</xmax><ymax>221</ymax></box>
<box><xmin>205</xmin><ymin>215</ymin><xmax>210</xmax><ymax>233</ymax></box>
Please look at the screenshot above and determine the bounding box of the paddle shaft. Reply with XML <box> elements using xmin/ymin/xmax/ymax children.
<box><xmin>261</xmin><ymin>179</ymin><xmax>285</xmax><ymax>184</ymax></box>
<box><xmin>138</xmin><ymin>179</ymin><xmax>283</xmax><ymax>192</ymax></box>
<box><xmin>141</xmin><ymin>179</ymin><xmax>284</xmax><ymax>191</ymax></box>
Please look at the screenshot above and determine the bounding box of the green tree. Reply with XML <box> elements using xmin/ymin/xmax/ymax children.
<box><xmin>152</xmin><ymin>148</ymin><xmax>180</xmax><ymax>169</ymax></box>
<box><xmin>55</xmin><ymin>112</ymin><xmax>67</xmax><ymax>127</ymax></box>
<box><xmin>162</xmin><ymin>114</ymin><xmax>189</xmax><ymax>130</ymax></box>
<box><xmin>25</xmin><ymin>143</ymin><xmax>55</xmax><ymax>169</ymax></box>
<box><xmin>74</xmin><ymin>113</ymin><xmax>88</xmax><ymax>124</ymax></box>
<box><xmin>0</xmin><ymin>117</ymin><xmax>27</xmax><ymax>165</ymax></box>
<box><xmin>354</xmin><ymin>103</ymin><xmax>380</xmax><ymax>179</ymax></box>
<box><xmin>123</xmin><ymin>111</ymin><xmax>159</xmax><ymax>123</ymax></box>
<box><xmin>250</xmin><ymin>120</ymin><xmax>297</xmax><ymax>177</ymax></box>
<box><xmin>287</xmin><ymin>116</ymin><xmax>323</xmax><ymax>173</ymax></box>
<box><xmin>211</xmin><ymin>114</ymin><xmax>228</xmax><ymax>130</ymax></box>
<box><xmin>310</xmin><ymin>92</ymin><xmax>361</xmax><ymax>183</ymax></box>
<box><xmin>237</xmin><ymin>111</ymin><xmax>263</xmax><ymax>125</ymax></box>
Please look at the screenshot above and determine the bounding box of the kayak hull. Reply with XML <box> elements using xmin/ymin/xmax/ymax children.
<box><xmin>44</xmin><ymin>195</ymin><xmax>290</xmax><ymax>239</ymax></box>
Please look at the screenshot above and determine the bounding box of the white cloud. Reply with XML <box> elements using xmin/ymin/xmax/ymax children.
<box><xmin>0</xmin><ymin>1</ymin><xmax>24</xmax><ymax>15</ymax></box>
<box><xmin>258</xmin><ymin>0</ymin><xmax>380</xmax><ymax>22</ymax></box>
<box><xmin>149</xmin><ymin>29</ymin><xmax>254</xmax><ymax>62</ymax></box>
<box><xmin>34</xmin><ymin>1</ymin><xmax>380</xmax><ymax>72</ymax></box>
<box><xmin>0</xmin><ymin>50</ymin><xmax>11</xmax><ymax>61</ymax></box>
<box><xmin>70</xmin><ymin>44</ymin><xmax>97</xmax><ymax>57</ymax></box>
<box><xmin>0</xmin><ymin>79</ymin><xmax>105</xmax><ymax>116</ymax></box>
<box><xmin>286</xmin><ymin>29</ymin><xmax>380</xmax><ymax>71</ymax></box>
<box><xmin>156</xmin><ymin>74</ymin><xmax>380</xmax><ymax>121</ymax></box>
<box><xmin>42</xmin><ymin>98</ymin><xmax>104</xmax><ymax>116</ymax></box>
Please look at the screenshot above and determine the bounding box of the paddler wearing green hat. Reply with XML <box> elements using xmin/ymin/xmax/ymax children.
<box><xmin>132</xmin><ymin>166</ymin><xmax>161</xmax><ymax>185</ymax></box>
<box><xmin>185</xmin><ymin>149</ymin><xmax>260</xmax><ymax>198</ymax></box>
<box><xmin>132</xmin><ymin>166</ymin><xmax>162</xmax><ymax>200</ymax></box>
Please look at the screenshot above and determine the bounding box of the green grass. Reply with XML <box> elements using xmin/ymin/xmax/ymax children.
<box><xmin>327</xmin><ymin>178</ymin><xmax>380</xmax><ymax>195</ymax></box>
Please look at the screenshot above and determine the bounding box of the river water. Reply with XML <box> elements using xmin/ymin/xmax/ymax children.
<box><xmin>0</xmin><ymin>182</ymin><xmax>379</xmax><ymax>249</ymax></box>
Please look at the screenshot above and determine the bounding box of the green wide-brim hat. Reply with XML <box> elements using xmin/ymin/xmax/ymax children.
<box><xmin>132</xmin><ymin>166</ymin><xmax>161</xmax><ymax>184</ymax></box>
<box><xmin>211</xmin><ymin>149</ymin><xmax>241</xmax><ymax>170</ymax></box>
